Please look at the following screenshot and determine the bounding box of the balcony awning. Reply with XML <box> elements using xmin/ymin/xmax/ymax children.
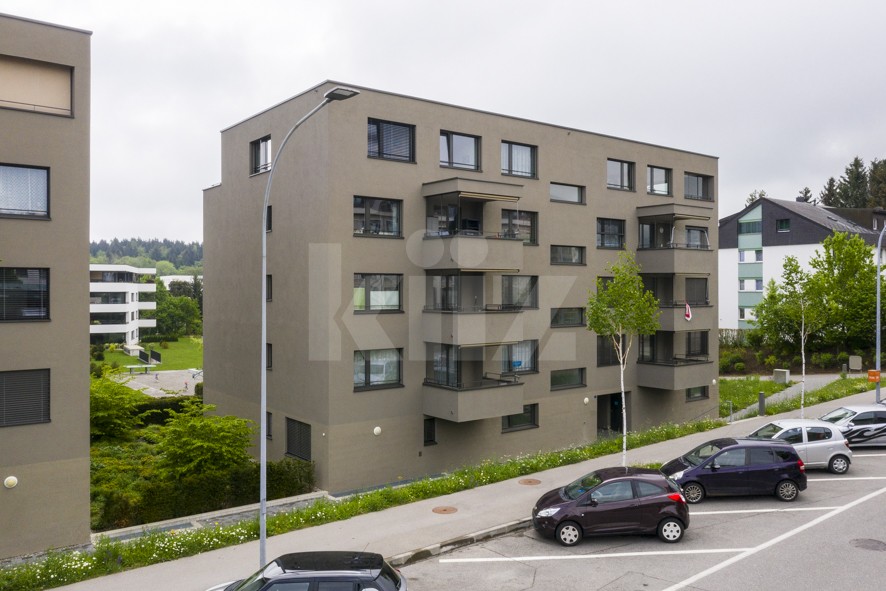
<box><xmin>422</xmin><ymin>177</ymin><xmax>523</xmax><ymax>202</ymax></box>
<box><xmin>635</xmin><ymin>202</ymin><xmax>713</xmax><ymax>222</ymax></box>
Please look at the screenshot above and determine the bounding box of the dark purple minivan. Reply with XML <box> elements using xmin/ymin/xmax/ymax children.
<box><xmin>531</xmin><ymin>467</ymin><xmax>689</xmax><ymax>546</ymax></box>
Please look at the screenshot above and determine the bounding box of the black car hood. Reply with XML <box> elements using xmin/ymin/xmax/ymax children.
<box><xmin>660</xmin><ymin>457</ymin><xmax>690</xmax><ymax>476</ymax></box>
<box><xmin>534</xmin><ymin>487</ymin><xmax>568</xmax><ymax>510</ymax></box>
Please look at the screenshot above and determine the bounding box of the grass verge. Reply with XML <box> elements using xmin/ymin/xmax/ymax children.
<box><xmin>764</xmin><ymin>376</ymin><xmax>871</xmax><ymax>415</ymax></box>
<box><xmin>100</xmin><ymin>337</ymin><xmax>203</xmax><ymax>371</ymax></box>
<box><xmin>718</xmin><ymin>375</ymin><xmax>790</xmax><ymax>417</ymax></box>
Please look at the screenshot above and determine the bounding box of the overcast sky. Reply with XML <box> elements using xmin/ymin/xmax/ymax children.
<box><xmin>5</xmin><ymin>0</ymin><xmax>886</xmax><ymax>244</ymax></box>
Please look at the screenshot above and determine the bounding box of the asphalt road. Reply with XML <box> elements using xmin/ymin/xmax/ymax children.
<box><xmin>401</xmin><ymin>451</ymin><xmax>886</xmax><ymax>590</ymax></box>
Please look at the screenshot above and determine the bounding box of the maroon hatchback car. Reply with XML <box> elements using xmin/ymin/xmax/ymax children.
<box><xmin>531</xmin><ymin>467</ymin><xmax>689</xmax><ymax>546</ymax></box>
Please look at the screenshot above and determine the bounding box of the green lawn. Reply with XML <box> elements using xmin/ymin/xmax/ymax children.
<box><xmin>718</xmin><ymin>375</ymin><xmax>789</xmax><ymax>417</ymax></box>
<box><xmin>102</xmin><ymin>338</ymin><xmax>203</xmax><ymax>371</ymax></box>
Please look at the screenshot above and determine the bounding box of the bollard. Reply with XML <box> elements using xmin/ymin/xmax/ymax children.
<box><xmin>758</xmin><ymin>391</ymin><xmax>765</xmax><ymax>416</ymax></box>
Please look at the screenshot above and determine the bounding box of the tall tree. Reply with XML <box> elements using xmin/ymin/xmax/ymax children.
<box><xmin>836</xmin><ymin>156</ymin><xmax>869</xmax><ymax>208</ymax></box>
<box><xmin>586</xmin><ymin>252</ymin><xmax>660</xmax><ymax>467</ymax></box>
<box><xmin>868</xmin><ymin>158</ymin><xmax>886</xmax><ymax>208</ymax></box>
<box><xmin>797</xmin><ymin>187</ymin><xmax>814</xmax><ymax>203</ymax></box>
<box><xmin>819</xmin><ymin>177</ymin><xmax>838</xmax><ymax>206</ymax></box>
<box><xmin>746</xmin><ymin>189</ymin><xmax>767</xmax><ymax>207</ymax></box>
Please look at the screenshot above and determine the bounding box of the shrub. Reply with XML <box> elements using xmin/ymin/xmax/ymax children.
<box><xmin>837</xmin><ymin>351</ymin><xmax>850</xmax><ymax>365</ymax></box>
<box><xmin>792</xmin><ymin>356</ymin><xmax>802</xmax><ymax>367</ymax></box>
<box><xmin>194</xmin><ymin>381</ymin><xmax>204</xmax><ymax>400</ymax></box>
<box><xmin>817</xmin><ymin>353</ymin><xmax>835</xmax><ymax>368</ymax></box>
<box><xmin>719</xmin><ymin>357</ymin><xmax>733</xmax><ymax>373</ymax></box>
<box><xmin>764</xmin><ymin>355</ymin><xmax>778</xmax><ymax>369</ymax></box>
<box><xmin>734</xmin><ymin>362</ymin><xmax>745</xmax><ymax>372</ymax></box>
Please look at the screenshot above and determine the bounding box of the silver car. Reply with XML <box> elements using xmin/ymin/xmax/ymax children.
<box><xmin>819</xmin><ymin>404</ymin><xmax>886</xmax><ymax>448</ymax></box>
<box><xmin>748</xmin><ymin>418</ymin><xmax>852</xmax><ymax>474</ymax></box>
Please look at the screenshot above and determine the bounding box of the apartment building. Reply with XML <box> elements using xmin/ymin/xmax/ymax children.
<box><xmin>0</xmin><ymin>14</ymin><xmax>91</xmax><ymax>558</ymax></box>
<box><xmin>89</xmin><ymin>264</ymin><xmax>157</xmax><ymax>346</ymax></box>
<box><xmin>719</xmin><ymin>197</ymin><xmax>883</xmax><ymax>329</ymax></box>
<box><xmin>204</xmin><ymin>81</ymin><xmax>719</xmax><ymax>493</ymax></box>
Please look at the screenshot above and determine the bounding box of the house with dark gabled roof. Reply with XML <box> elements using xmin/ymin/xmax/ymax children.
<box><xmin>718</xmin><ymin>197</ymin><xmax>885</xmax><ymax>329</ymax></box>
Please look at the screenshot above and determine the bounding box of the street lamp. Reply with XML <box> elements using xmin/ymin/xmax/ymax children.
<box><xmin>259</xmin><ymin>86</ymin><xmax>359</xmax><ymax>566</ymax></box>
<box><xmin>876</xmin><ymin>224</ymin><xmax>886</xmax><ymax>403</ymax></box>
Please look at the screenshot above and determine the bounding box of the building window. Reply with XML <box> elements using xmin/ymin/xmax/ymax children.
<box><xmin>738</xmin><ymin>220</ymin><xmax>762</xmax><ymax>234</ymax></box>
<box><xmin>607</xmin><ymin>159</ymin><xmax>634</xmax><ymax>191</ymax></box>
<box><xmin>440</xmin><ymin>131</ymin><xmax>479</xmax><ymax>170</ymax></box>
<box><xmin>424</xmin><ymin>417</ymin><xmax>437</xmax><ymax>446</ymax></box>
<box><xmin>685</xmin><ymin>227</ymin><xmax>709</xmax><ymax>249</ymax></box>
<box><xmin>740</xmin><ymin>279</ymin><xmax>764</xmax><ymax>292</ymax></box>
<box><xmin>501</xmin><ymin>141</ymin><xmax>536</xmax><ymax>177</ymax></box>
<box><xmin>353</xmin><ymin>197</ymin><xmax>402</xmax><ymax>237</ymax></box>
<box><xmin>266</xmin><ymin>205</ymin><xmax>272</xmax><ymax>232</ymax></box>
<box><xmin>639</xmin><ymin>333</ymin><xmax>656</xmax><ymax>362</ymax></box>
<box><xmin>353</xmin><ymin>348</ymin><xmax>402</xmax><ymax>390</ymax></box>
<box><xmin>550</xmin><ymin>245</ymin><xmax>585</xmax><ymax>265</ymax></box>
<box><xmin>551</xmin><ymin>307</ymin><xmax>585</xmax><ymax>328</ymax></box>
<box><xmin>756</xmin><ymin>279</ymin><xmax>764</xmax><ymax>291</ymax></box>
<box><xmin>368</xmin><ymin>119</ymin><xmax>415</xmax><ymax>162</ymax></box>
<box><xmin>686</xmin><ymin>386</ymin><xmax>709</xmax><ymax>401</ymax></box>
<box><xmin>0</xmin><ymin>164</ymin><xmax>49</xmax><ymax>217</ymax></box>
<box><xmin>503</xmin><ymin>340</ymin><xmax>538</xmax><ymax>374</ymax></box>
<box><xmin>502</xmin><ymin>275</ymin><xmax>538</xmax><ymax>309</ymax></box>
<box><xmin>250</xmin><ymin>136</ymin><xmax>272</xmax><ymax>174</ymax></box>
<box><xmin>686</xmin><ymin>278</ymin><xmax>708</xmax><ymax>305</ymax></box>
<box><xmin>266</xmin><ymin>274</ymin><xmax>272</xmax><ymax>302</ymax></box>
<box><xmin>286</xmin><ymin>418</ymin><xmax>311</xmax><ymax>460</ymax></box>
<box><xmin>739</xmin><ymin>307</ymin><xmax>757</xmax><ymax>321</ymax></box>
<box><xmin>551</xmin><ymin>368</ymin><xmax>585</xmax><ymax>390</ymax></box>
<box><xmin>501</xmin><ymin>209</ymin><xmax>538</xmax><ymax>244</ymax></box>
<box><xmin>597</xmin><ymin>335</ymin><xmax>622</xmax><ymax>367</ymax></box>
<box><xmin>266</xmin><ymin>343</ymin><xmax>272</xmax><ymax>369</ymax></box>
<box><xmin>684</xmin><ymin>173</ymin><xmax>713</xmax><ymax>200</ymax></box>
<box><xmin>0</xmin><ymin>369</ymin><xmax>50</xmax><ymax>427</ymax></box>
<box><xmin>0</xmin><ymin>268</ymin><xmax>49</xmax><ymax>321</ymax></box>
<box><xmin>266</xmin><ymin>411</ymin><xmax>272</xmax><ymax>439</ymax></box>
<box><xmin>550</xmin><ymin>182</ymin><xmax>584</xmax><ymax>204</ymax></box>
<box><xmin>353</xmin><ymin>274</ymin><xmax>402</xmax><ymax>312</ymax></box>
<box><xmin>739</xmin><ymin>249</ymin><xmax>763</xmax><ymax>262</ymax></box>
<box><xmin>686</xmin><ymin>331</ymin><xmax>709</xmax><ymax>357</ymax></box>
<box><xmin>502</xmin><ymin>403</ymin><xmax>539</xmax><ymax>432</ymax></box>
<box><xmin>596</xmin><ymin>218</ymin><xmax>625</xmax><ymax>249</ymax></box>
<box><xmin>647</xmin><ymin>166</ymin><xmax>672</xmax><ymax>195</ymax></box>
<box><xmin>776</xmin><ymin>219</ymin><xmax>790</xmax><ymax>232</ymax></box>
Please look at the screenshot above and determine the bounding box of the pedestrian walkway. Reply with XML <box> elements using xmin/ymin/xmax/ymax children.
<box><xmin>116</xmin><ymin>368</ymin><xmax>203</xmax><ymax>398</ymax></box>
<box><xmin>52</xmin><ymin>378</ymin><xmax>878</xmax><ymax>591</ymax></box>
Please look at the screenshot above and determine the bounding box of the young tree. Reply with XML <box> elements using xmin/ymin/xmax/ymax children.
<box><xmin>90</xmin><ymin>369</ymin><xmax>151</xmax><ymax>440</ymax></box>
<box><xmin>586</xmin><ymin>252</ymin><xmax>660</xmax><ymax>467</ymax></box>
<box><xmin>868</xmin><ymin>158</ymin><xmax>886</xmax><ymax>208</ymax></box>
<box><xmin>746</xmin><ymin>189</ymin><xmax>767</xmax><ymax>207</ymax></box>
<box><xmin>836</xmin><ymin>156</ymin><xmax>869</xmax><ymax>208</ymax></box>
<box><xmin>819</xmin><ymin>177</ymin><xmax>838</xmax><ymax>206</ymax></box>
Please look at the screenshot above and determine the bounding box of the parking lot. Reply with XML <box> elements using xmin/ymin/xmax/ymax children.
<box><xmin>402</xmin><ymin>452</ymin><xmax>886</xmax><ymax>590</ymax></box>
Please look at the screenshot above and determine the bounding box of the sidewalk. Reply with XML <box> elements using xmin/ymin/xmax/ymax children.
<box><xmin>54</xmin><ymin>379</ymin><xmax>877</xmax><ymax>591</ymax></box>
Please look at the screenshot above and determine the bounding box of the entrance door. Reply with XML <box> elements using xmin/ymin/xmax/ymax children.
<box><xmin>597</xmin><ymin>393</ymin><xmax>624</xmax><ymax>436</ymax></box>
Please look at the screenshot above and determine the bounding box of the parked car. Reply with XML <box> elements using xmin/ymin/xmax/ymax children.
<box><xmin>748</xmin><ymin>419</ymin><xmax>852</xmax><ymax>474</ymax></box>
<box><xmin>660</xmin><ymin>437</ymin><xmax>806</xmax><ymax>504</ymax></box>
<box><xmin>204</xmin><ymin>551</ymin><xmax>407</xmax><ymax>591</ymax></box>
<box><xmin>531</xmin><ymin>467</ymin><xmax>689</xmax><ymax>547</ymax></box>
<box><xmin>819</xmin><ymin>404</ymin><xmax>886</xmax><ymax>447</ymax></box>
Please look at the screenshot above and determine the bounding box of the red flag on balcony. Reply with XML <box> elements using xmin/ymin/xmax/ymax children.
<box><xmin>684</xmin><ymin>301</ymin><xmax>692</xmax><ymax>321</ymax></box>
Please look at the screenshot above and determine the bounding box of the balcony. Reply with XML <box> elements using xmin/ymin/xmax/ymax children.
<box><xmin>657</xmin><ymin>302</ymin><xmax>714</xmax><ymax>331</ymax></box>
<box><xmin>422</xmin><ymin>375</ymin><xmax>524</xmax><ymax>422</ymax></box>
<box><xmin>636</xmin><ymin>356</ymin><xmax>713</xmax><ymax>390</ymax></box>
<box><xmin>421</xmin><ymin>232</ymin><xmax>523</xmax><ymax>271</ymax></box>
<box><xmin>636</xmin><ymin>244</ymin><xmax>713</xmax><ymax>275</ymax></box>
<box><xmin>422</xmin><ymin>306</ymin><xmax>523</xmax><ymax>346</ymax></box>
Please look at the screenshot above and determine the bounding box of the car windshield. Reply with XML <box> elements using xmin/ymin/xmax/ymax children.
<box><xmin>749</xmin><ymin>423</ymin><xmax>783</xmax><ymax>439</ymax></box>
<box><xmin>563</xmin><ymin>472</ymin><xmax>603</xmax><ymax>500</ymax></box>
<box><xmin>683</xmin><ymin>441</ymin><xmax>728</xmax><ymax>466</ymax></box>
<box><xmin>820</xmin><ymin>408</ymin><xmax>856</xmax><ymax>424</ymax></box>
<box><xmin>232</xmin><ymin>562</ymin><xmax>285</xmax><ymax>591</ymax></box>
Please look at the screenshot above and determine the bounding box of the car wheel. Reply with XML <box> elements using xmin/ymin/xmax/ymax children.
<box><xmin>657</xmin><ymin>518</ymin><xmax>684</xmax><ymax>543</ymax></box>
<box><xmin>776</xmin><ymin>479</ymin><xmax>799</xmax><ymax>502</ymax></box>
<box><xmin>828</xmin><ymin>454</ymin><xmax>850</xmax><ymax>474</ymax></box>
<box><xmin>682</xmin><ymin>482</ymin><xmax>705</xmax><ymax>504</ymax></box>
<box><xmin>555</xmin><ymin>521</ymin><xmax>583</xmax><ymax>546</ymax></box>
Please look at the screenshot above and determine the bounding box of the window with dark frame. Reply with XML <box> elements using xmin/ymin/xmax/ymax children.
<box><xmin>285</xmin><ymin>417</ymin><xmax>311</xmax><ymax>460</ymax></box>
<box><xmin>250</xmin><ymin>135</ymin><xmax>272</xmax><ymax>174</ymax></box>
<box><xmin>353</xmin><ymin>348</ymin><xmax>402</xmax><ymax>389</ymax></box>
<box><xmin>368</xmin><ymin>119</ymin><xmax>415</xmax><ymax>162</ymax></box>
<box><xmin>551</xmin><ymin>307</ymin><xmax>585</xmax><ymax>327</ymax></box>
<box><xmin>501</xmin><ymin>141</ymin><xmax>537</xmax><ymax>177</ymax></box>
<box><xmin>0</xmin><ymin>268</ymin><xmax>49</xmax><ymax>321</ymax></box>
<box><xmin>266</xmin><ymin>274</ymin><xmax>272</xmax><ymax>302</ymax></box>
<box><xmin>502</xmin><ymin>403</ymin><xmax>539</xmax><ymax>432</ymax></box>
<box><xmin>550</xmin><ymin>182</ymin><xmax>584</xmax><ymax>204</ymax></box>
<box><xmin>502</xmin><ymin>275</ymin><xmax>538</xmax><ymax>309</ymax></box>
<box><xmin>606</xmin><ymin>159</ymin><xmax>634</xmax><ymax>190</ymax></box>
<box><xmin>684</xmin><ymin>173</ymin><xmax>713</xmax><ymax>200</ymax></box>
<box><xmin>776</xmin><ymin>219</ymin><xmax>791</xmax><ymax>232</ymax></box>
<box><xmin>353</xmin><ymin>196</ymin><xmax>402</xmax><ymax>237</ymax></box>
<box><xmin>353</xmin><ymin>274</ymin><xmax>402</xmax><ymax>311</ymax></box>
<box><xmin>266</xmin><ymin>343</ymin><xmax>272</xmax><ymax>369</ymax></box>
<box><xmin>597</xmin><ymin>335</ymin><xmax>623</xmax><ymax>367</ymax></box>
<box><xmin>0</xmin><ymin>164</ymin><xmax>49</xmax><ymax>217</ymax></box>
<box><xmin>685</xmin><ymin>278</ymin><xmax>708</xmax><ymax>305</ymax></box>
<box><xmin>596</xmin><ymin>218</ymin><xmax>625</xmax><ymax>249</ymax></box>
<box><xmin>550</xmin><ymin>245</ymin><xmax>585</xmax><ymax>265</ymax></box>
<box><xmin>440</xmin><ymin>131</ymin><xmax>480</xmax><ymax>170</ymax></box>
<box><xmin>502</xmin><ymin>340</ymin><xmax>538</xmax><ymax>374</ymax></box>
<box><xmin>266</xmin><ymin>411</ymin><xmax>272</xmax><ymax>440</ymax></box>
<box><xmin>551</xmin><ymin>368</ymin><xmax>586</xmax><ymax>390</ymax></box>
<box><xmin>686</xmin><ymin>386</ymin><xmax>709</xmax><ymax>401</ymax></box>
<box><xmin>266</xmin><ymin>205</ymin><xmax>272</xmax><ymax>232</ymax></box>
<box><xmin>647</xmin><ymin>165</ymin><xmax>672</xmax><ymax>195</ymax></box>
<box><xmin>738</xmin><ymin>220</ymin><xmax>762</xmax><ymax>234</ymax></box>
<box><xmin>0</xmin><ymin>369</ymin><xmax>50</xmax><ymax>427</ymax></box>
<box><xmin>501</xmin><ymin>209</ymin><xmax>538</xmax><ymax>244</ymax></box>
<box><xmin>424</xmin><ymin>417</ymin><xmax>437</xmax><ymax>446</ymax></box>
<box><xmin>686</xmin><ymin>331</ymin><xmax>709</xmax><ymax>356</ymax></box>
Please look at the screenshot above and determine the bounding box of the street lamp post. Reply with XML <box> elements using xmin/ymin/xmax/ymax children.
<box><xmin>876</xmin><ymin>224</ymin><xmax>886</xmax><ymax>403</ymax></box>
<box><xmin>259</xmin><ymin>86</ymin><xmax>359</xmax><ymax>566</ymax></box>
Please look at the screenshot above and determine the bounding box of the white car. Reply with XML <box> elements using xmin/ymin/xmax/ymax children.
<box><xmin>748</xmin><ymin>418</ymin><xmax>852</xmax><ymax>474</ymax></box>
<box><xmin>819</xmin><ymin>404</ymin><xmax>886</xmax><ymax>448</ymax></box>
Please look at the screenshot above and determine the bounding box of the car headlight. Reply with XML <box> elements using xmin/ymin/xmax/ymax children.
<box><xmin>671</xmin><ymin>470</ymin><xmax>684</xmax><ymax>480</ymax></box>
<box><xmin>536</xmin><ymin>507</ymin><xmax>560</xmax><ymax>518</ymax></box>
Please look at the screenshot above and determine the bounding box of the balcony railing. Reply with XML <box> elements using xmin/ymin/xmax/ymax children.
<box><xmin>424</xmin><ymin>228</ymin><xmax>523</xmax><ymax>240</ymax></box>
<box><xmin>423</xmin><ymin>303</ymin><xmax>525</xmax><ymax>313</ymax></box>
<box><xmin>638</xmin><ymin>242</ymin><xmax>711</xmax><ymax>251</ymax></box>
<box><xmin>423</xmin><ymin>372</ymin><xmax>520</xmax><ymax>390</ymax></box>
<box><xmin>638</xmin><ymin>354</ymin><xmax>710</xmax><ymax>366</ymax></box>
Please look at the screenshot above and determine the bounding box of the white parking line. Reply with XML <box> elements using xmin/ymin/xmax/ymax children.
<box><xmin>807</xmin><ymin>476</ymin><xmax>886</xmax><ymax>482</ymax></box>
<box><xmin>852</xmin><ymin>453</ymin><xmax>886</xmax><ymax>457</ymax></box>
<box><xmin>692</xmin><ymin>506</ymin><xmax>839</xmax><ymax>515</ymax></box>
<box><xmin>440</xmin><ymin>548</ymin><xmax>753</xmax><ymax>564</ymax></box>
<box><xmin>660</xmin><ymin>485</ymin><xmax>886</xmax><ymax>591</ymax></box>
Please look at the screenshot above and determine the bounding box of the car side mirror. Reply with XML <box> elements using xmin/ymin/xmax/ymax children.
<box><xmin>847</xmin><ymin>422</ymin><xmax>855</xmax><ymax>428</ymax></box>
<box><xmin>587</xmin><ymin>498</ymin><xmax>598</xmax><ymax>507</ymax></box>
<box><xmin>708</xmin><ymin>463</ymin><xmax>720</xmax><ymax>471</ymax></box>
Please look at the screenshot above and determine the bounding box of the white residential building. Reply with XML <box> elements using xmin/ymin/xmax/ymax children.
<box><xmin>89</xmin><ymin>264</ymin><xmax>157</xmax><ymax>345</ymax></box>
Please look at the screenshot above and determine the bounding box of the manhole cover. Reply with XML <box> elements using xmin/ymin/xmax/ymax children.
<box><xmin>851</xmin><ymin>539</ymin><xmax>886</xmax><ymax>552</ymax></box>
<box><xmin>519</xmin><ymin>478</ymin><xmax>541</xmax><ymax>486</ymax></box>
<box><xmin>432</xmin><ymin>506</ymin><xmax>457</xmax><ymax>514</ymax></box>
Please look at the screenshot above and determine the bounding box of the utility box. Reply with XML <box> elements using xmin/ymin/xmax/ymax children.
<box><xmin>849</xmin><ymin>355</ymin><xmax>862</xmax><ymax>372</ymax></box>
<box><xmin>773</xmin><ymin>369</ymin><xmax>790</xmax><ymax>384</ymax></box>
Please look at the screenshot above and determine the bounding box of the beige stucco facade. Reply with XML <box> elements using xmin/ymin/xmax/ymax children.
<box><xmin>0</xmin><ymin>14</ymin><xmax>91</xmax><ymax>559</ymax></box>
<box><xmin>204</xmin><ymin>81</ymin><xmax>719</xmax><ymax>493</ymax></box>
